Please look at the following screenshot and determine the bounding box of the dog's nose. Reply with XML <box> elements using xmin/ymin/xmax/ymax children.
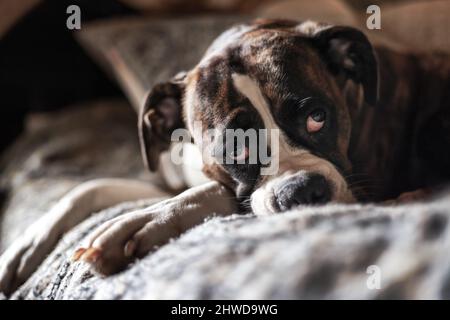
<box><xmin>274</xmin><ymin>174</ymin><xmax>331</xmax><ymax>211</ymax></box>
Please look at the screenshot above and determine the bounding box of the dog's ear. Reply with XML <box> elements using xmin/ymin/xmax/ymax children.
<box><xmin>139</xmin><ymin>72</ymin><xmax>186</xmax><ymax>171</ymax></box>
<box><xmin>313</xmin><ymin>26</ymin><xmax>379</xmax><ymax>106</ymax></box>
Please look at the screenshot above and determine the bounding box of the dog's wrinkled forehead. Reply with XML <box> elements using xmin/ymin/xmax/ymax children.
<box><xmin>187</xmin><ymin>20</ymin><xmax>339</xmax><ymax>131</ymax></box>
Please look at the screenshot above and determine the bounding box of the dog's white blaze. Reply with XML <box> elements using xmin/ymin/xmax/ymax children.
<box><xmin>232</xmin><ymin>73</ymin><xmax>278</xmax><ymax>134</ymax></box>
<box><xmin>231</xmin><ymin>74</ymin><xmax>304</xmax><ymax>158</ymax></box>
<box><xmin>295</xmin><ymin>20</ymin><xmax>330</xmax><ymax>36</ymax></box>
<box><xmin>184</xmin><ymin>79</ymin><xmax>198</xmax><ymax>140</ymax></box>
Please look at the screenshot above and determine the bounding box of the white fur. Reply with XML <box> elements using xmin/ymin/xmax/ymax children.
<box><xmin>295</xmin><ymin>20</ymin><xmax>330</xmax><ymax>36</ymax></box>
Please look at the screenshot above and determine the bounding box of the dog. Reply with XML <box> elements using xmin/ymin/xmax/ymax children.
<box><xmin>1</xmin><ymin>19</ymin><xmax>449</xmax><ymax>296</ymax></box>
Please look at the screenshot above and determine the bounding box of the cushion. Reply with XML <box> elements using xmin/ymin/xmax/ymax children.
<box><xmin>76</xmin><ymin>16</ymin><xmax>246</xmax><ymax>112</ymax></box>
<box><xmin>380</xmin><ymin>0</ymin><xmax>450</xmax><ymax>52</ymax></box>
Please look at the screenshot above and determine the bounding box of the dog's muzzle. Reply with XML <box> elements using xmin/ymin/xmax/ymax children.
<box><xmin>273</xmin><ymin>173</ymin><xmax>332</xmax><ymax>211</ymax></box>
<box><xmin>249</xmin><ymin>168</ymin><xmax>352</xmax><ymax>215</ymax></box>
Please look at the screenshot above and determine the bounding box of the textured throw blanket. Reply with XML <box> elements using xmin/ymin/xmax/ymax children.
<box><xmin>9</xmin><ymin>190</ymin><xmax>450</xmax><ymax>300</ymax></box>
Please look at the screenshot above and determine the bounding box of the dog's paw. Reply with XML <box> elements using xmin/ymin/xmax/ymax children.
<box><xmin>72</xmin><ymin>204</ymin><xmax>180</xmax><ymax>275</ymax></box>
<box><xmin>0</xmin><ymin>217</ymin><xmax>60</xmax><ymax>296</ymax></box>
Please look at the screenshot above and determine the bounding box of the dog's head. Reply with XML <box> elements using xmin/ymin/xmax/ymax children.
<box><xmin>139</xmin><ymin>19</ymin><xmax>379</xmax><ymax>214</ymax></box>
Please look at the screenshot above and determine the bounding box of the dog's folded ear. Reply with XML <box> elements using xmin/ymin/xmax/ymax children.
<box><xmin>139</xmin><ymin>72</ymin><xmax>186</xmax><ymax>171</ymax></box>
<box><xmin>313</xmin><ymin>26</ymin><xmax>379</xmax><ymax>106</ymax></box>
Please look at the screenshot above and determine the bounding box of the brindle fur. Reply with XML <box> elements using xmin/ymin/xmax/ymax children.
<box><xmin>351</xmin><ymin>48</ymin><xmax>450</xmax><ymax>200</ymax></box>
<box><xmin>142</xmin><ymin>19</ymin><xmax>450</xmax><ymax>202</ymax></box>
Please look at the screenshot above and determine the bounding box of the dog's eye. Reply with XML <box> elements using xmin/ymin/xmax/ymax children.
<box><xmin>306</xmin><ymin>109</ymin><xmax>326</xmax><ymax>133</ymax></box>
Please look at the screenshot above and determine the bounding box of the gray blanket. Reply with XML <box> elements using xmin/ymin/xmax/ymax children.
<box><xmin>10</xmin><ymin>190</ymin><xmax>450</xmax><ymax>300</ymax></box>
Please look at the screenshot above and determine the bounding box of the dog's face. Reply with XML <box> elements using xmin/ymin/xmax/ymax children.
<box><xmin>140</xmin><ymin>20</ymin><xmax>378</xmax><ymax>215</ymax></box>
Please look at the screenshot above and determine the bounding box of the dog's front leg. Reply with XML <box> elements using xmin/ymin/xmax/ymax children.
<box><xmin>73</xmin><ymin>181</ymin><xmax>237</xmax><ymax>275</ymax></box>
<box><xmin>0</xmin><ymin>179</ymin><xmax>169</xmax><ymax>296</ymax></box>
